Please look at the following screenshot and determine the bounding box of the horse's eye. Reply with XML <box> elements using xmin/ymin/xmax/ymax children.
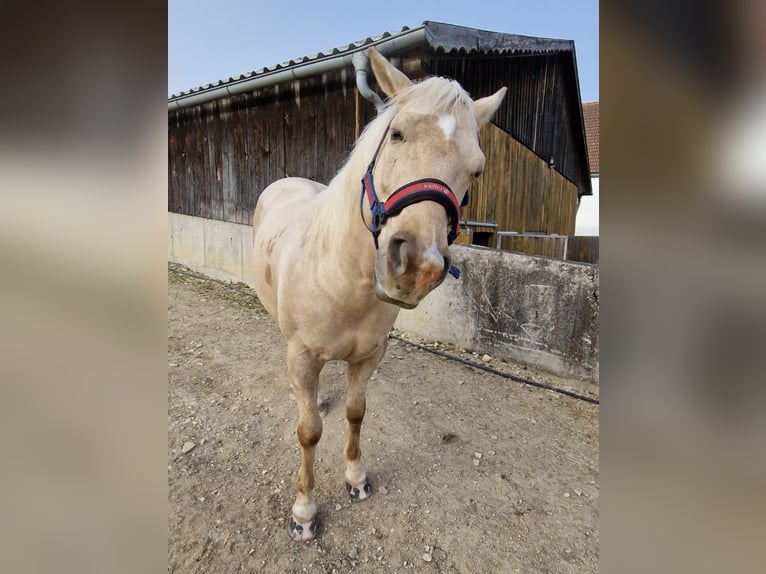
<box><xmin>472</xmin><ymin>170</ymin><xmax>483</xmax><ymax>179</ymax></box>
<box><xmin>390</xmin><ymin>129</ymin><xmax>404</xmax><ymax>142</ymax></box>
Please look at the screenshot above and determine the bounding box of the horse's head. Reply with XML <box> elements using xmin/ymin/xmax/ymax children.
<box><xmin>364</xmin><ymin>48</ymin><xmax>506</xmax><ymax>309</ymax></box>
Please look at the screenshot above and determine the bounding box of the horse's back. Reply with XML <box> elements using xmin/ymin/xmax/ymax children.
<box><xmin>254</xmin><ymin>177</ymin><xmax>325</xmax><ymax>228</ymax></box>
<box><xmin>252</xmin><ymin>177</ymin><xmax>326</xmax><ymax>320</ymax></box>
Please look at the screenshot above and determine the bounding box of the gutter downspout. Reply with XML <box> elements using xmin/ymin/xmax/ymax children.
<box><xmin>168</xmin><ymin>26</ymin><xmax>427</xmax><ymax>111</ymax></box>
<box><xmin>352</xmin><ymin>51</ymin><xmax>385</xmax><ymax>113</ymax></box>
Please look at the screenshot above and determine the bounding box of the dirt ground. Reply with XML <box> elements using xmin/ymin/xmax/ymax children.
<box><xmin>168</xmin><ymin>264</ymin><xmax>599</xmax><ymax>573</ymax></box>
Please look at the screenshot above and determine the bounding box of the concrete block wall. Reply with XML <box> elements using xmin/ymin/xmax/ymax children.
<box><xmin>168</xmin><ymin>213</ymin><xmax>599</xmax><ymax>385</ymax></box>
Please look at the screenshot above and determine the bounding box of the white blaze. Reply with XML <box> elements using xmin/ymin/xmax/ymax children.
<box><xmin>438</xmin><ymin>115</ymin><xmax>456</xmax><ymax>140</ymax></box>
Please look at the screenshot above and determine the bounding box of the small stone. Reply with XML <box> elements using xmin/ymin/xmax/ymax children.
<box><xmin>473</xmin><ymin>452</ymin><xmax>482</xmax><ymax>459</ymax></box>
<box><xmin>422</xmin><ymin>553</ymin><xmax>432</xmax><ymax>562</ymax></box>
<box><xmin>473</xmin><ymin>459</ymin><xmax>480</xmax><ymax>467</ymax></box>
<box><xmin>413</xmin><ymin>400</ymin><xmax>418</xmax><ymax>405</ymax></box>
<box><xmin>348</xmin><ymin>547</ymin><xmax>358</xmax><ymax>560</ymax></box>
<box><xmin>490</xmin><ymin>434</ymin><xmax>498</xmax><ymax>440</ymax></box>
<box><xmin>379</xmin><ymin>486</ymin><xmax>389</xmax><ymax>495</ymax></box>
<box><xmin>564</xmin><ymin>492</ymin><xmax>570</xmax><ymax>498</ymax></box>
<box><xmin>335</xmin><ymin>503</ymin><xmax>342</xmax><ymax>510</ymax></box>
<box><xmin>488</xmin><ymin>450</ymin><xmax>496</xmax><ymax>456</ymax></box>
<box><xmin>574</xmin><ymin>489</ymin><xmax>583</xmax><ymax>497</ymax></box>
<box><xmin>481</xmin><ymin>354</ymin><xmax>491</xmax><ymax>362</ymax></box>
<box><xmin>181</xmin><ymin>441</ymin><xmax>196</xmax><ymax>454</ymax></box>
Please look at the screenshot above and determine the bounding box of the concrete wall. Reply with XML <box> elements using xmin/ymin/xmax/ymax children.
<box><xmin>168</xmin><ymin>212</ymin><xmax>254</xmax><ymax>285</ymax></box>
<box><xmin>168</xmin><ymin>212</ymin><xmax>599</xmax><ymax>385</ymax></box>
<box><xmin>395</xmin><ymin>245</ymin><xmax>599</xmax><ymax>384</ymax></box>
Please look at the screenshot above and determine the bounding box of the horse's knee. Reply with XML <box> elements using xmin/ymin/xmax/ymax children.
<box><xmin>298</xmin><ymin>419</ymin><xmax>322</xmax><ymax>448</ymax></box>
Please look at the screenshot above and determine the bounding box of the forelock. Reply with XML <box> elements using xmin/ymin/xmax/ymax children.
<box><xmin>390</xmin><ymin>77</ymin><xmax>473</xmax><ymax>117</ymax></box>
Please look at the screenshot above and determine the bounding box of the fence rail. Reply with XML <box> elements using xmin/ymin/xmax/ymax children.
<box><xmin>495</xmin><ymin>232</ymin><xmax>599</xmax><ymax>264</ymax></box>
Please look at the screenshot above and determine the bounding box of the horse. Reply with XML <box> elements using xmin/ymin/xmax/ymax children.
<box><xmin>252</xmin><ymin>48</ymin><xmax>506</xmax><ymax>541</ymax></box>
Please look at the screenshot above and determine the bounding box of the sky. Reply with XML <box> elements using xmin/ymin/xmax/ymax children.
<box><xmin>168</xmin><ymin>0</ymin><xmax>599</xmax><ymax>103</ymax></box>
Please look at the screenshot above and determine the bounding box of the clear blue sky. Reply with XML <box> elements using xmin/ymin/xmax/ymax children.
<box><xmin>169</xmin><ymin>0</ymin><xmax>599</xmax><ymax>103</ymax></box>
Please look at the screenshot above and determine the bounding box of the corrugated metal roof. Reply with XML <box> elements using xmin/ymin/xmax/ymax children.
<box><xmin>168</xmin><ymin>21</ymin><xmax>575</xmax><ymax>101</ymax></box>
<box><xmin>169</xmin><ymin>26</ymin><xmax>418</xmax><ymax>100</ymax></box>
<box><xmin>424</xmin><ymin>20</ymin><xmax>573</xmax><ymax>55</ymax></box>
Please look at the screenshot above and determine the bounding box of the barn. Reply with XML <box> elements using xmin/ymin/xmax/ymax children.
<box><xmin>168</xmin><ymin>21</ymin><xmax>592</xmax><ymax>261</ymax></box>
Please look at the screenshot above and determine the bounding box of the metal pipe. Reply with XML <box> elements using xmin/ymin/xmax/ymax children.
<box><xmin>168</xmin><ymin>27</ymin><xmax>428</xmax><ymax>111</ymax></box>
<box><xmin>352</xmin><ymin>51</ymin><xmax>385</xmax><ymax>113</ymax></box>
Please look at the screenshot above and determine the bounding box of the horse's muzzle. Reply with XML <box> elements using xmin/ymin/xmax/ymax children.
<box><xmin>374</xmin><ymin>231</ymin><xmax>450</xmax><ymax>308</ymax></box>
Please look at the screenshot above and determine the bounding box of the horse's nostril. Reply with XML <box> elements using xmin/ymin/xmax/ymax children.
<box><xmin>387</xmin><ymin>236</ymin><xmax>408</xmax><ymax>277</ymax></box>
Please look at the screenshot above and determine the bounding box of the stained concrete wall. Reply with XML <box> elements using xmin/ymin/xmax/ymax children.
<box><xmin>395</xmin><ymin>245</ymin><xmax>599</xmax><ymax>384</ymax></box>
<box><xmin>168</xmin><ymin>213</ymin><xmax>599</xmax><ymax>384</ymax></box>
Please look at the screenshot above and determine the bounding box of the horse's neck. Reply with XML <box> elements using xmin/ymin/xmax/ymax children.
<box><xmin>313</xmin><ymin>163</ymin><xmax>376</xmax><ymax>275</ymax></box>
<box><xmin>310</xmin><ymin>112</ymin><xmax>394</xmax><ymax>290</ymax></box>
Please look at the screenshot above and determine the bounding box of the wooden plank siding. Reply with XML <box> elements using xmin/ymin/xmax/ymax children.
<box><xmin>168</xmin><ymin>51</ymin><xmax>584</xmax><ymax>243</ymax></box>
<box><xmin>428</xmin><ymin>53</ymin><xmax>589</xmax><ymax>196</ymax></box>
<box><xmin>168</xmin><ymin>68</ymin><xmax>367</xmax><ymax>226</ymax></box>
<box><xmin>456</xmin><ymin>123</ymin><xmax>579</xmax><ymax>243</ymax></box>
<box><xmin>566</xmin><ymin>236</ymin><xmax>599</xmax><ymax>264</ymax></box>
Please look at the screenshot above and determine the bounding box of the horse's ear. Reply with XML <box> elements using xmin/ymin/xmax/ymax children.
<box><xmin>368</xmin><ymin>48</ymin><xmax>412</xmax><ymax>98</ymax></box>
<box><xmin>474</xmin><ymin>87</ymin><xmax>508</xmax><ymax>128</ymax></box>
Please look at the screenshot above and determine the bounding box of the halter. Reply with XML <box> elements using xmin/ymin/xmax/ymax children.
<box><xmin>359</xmin><ymin>122</ymin><xmax>468</xmax><ymax>279</ymax></box>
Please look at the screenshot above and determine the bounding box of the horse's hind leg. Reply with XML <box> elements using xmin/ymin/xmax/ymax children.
<box><xmin>344</xmin><ymin>342</ymin><xmax>386</xmax><ymax>501</ymax></box>
<box><xmin>286</xmin><ymin>342</ymin><xmax>324</xmax><ymax>541</ymax></box>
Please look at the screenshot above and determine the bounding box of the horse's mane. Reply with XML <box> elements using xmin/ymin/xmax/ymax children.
<box><xmin>310</xmin><ymin>76</ymin><xmax>473</xmax><ymax>250</ymax></box>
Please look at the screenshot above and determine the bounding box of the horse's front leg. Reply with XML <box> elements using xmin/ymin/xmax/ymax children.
<box><xmin>344</xmin><ymin>342</ymin><xmax>387</xmax><ymax>501</ymax></box>
<box><xmin>286</xmin><ymin>342</ymin><xmax>324</xmax><ymax>541</ymax></box>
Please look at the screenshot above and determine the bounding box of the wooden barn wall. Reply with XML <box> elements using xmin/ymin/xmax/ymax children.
<box><xmin>457</xmin><ymin>123</ymin><xmax>579</xmax><ymax>237</ymax></box>
<box><xmin>427</xmin><ymin>53</ymin><xmax>588</xmax><ymax>195</ymax></box>
<box><xmin>168</xmin><ymin>68</ymin><xmax>377</xmax><ymax>226</ymax></box>
<box><xmin>168</xmin><ymin>52</ymin><xmax>584</xmax><ymax>233</ymax></box>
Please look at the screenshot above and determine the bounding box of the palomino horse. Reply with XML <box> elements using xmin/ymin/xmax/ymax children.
<box><xmin>252</xmin><ymin>48</ymin><xmax>506</xmax><ymax>541</ymax></box>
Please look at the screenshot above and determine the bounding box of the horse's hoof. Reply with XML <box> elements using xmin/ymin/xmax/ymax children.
<box><xmin>346</xmin><ymin>477</ymin><xmax>373</xmax><ymax>501</ymax></box>
<box><xmin>288</xmin><ymin>515</ymin><xmax>318</xmax><ymax>541</ymax></box>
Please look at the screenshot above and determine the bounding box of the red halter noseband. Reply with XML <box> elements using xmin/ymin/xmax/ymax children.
<box><xmin>359</xmin><ymin>122</ymin><xmax>468</xmax><ymax>278</ymax></box>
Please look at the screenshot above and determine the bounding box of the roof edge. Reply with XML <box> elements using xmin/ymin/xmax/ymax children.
<box><xmin>168</xmin><ymin>21</ymin><xmax>578</xmax><ymax>111</ymax></box>
<box><xmin>168</xmin><ymin>26</ymin><xmax>428</xmax><ymax>110</ymax></box>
